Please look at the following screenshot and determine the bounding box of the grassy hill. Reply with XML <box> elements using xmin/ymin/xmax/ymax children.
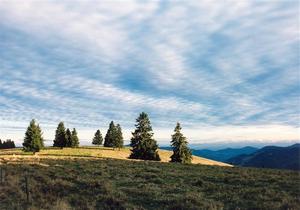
<box><xmin>0</xmin><ymin>147</ymin><xmax>299</xmax><ymax>209</ymax></box>
<box><xmin>0</xmin><ymin>147</ymin><xmax>232</xmax><ymax>167</ymax></box>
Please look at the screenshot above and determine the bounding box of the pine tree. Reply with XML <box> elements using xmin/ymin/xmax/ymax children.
<box><xmin>104</xmin><ymin>121</ymin><xmax>116</xmax><ymax>147</ymax></box>
<box><xmin>71</xmin><ymin>128</ymin><xmax>79</xmax><ymax>147</ymax></box>
<box><xmin>65</xmin><ymin>128</ymin><xmax>72</xmax><ymax>147</ymax></box>
<box><xmin>53</xmin><ymin>122</ymin><xmax>66</xmax><ymax>148</ymax></box>
<box><xmin>130</xmin><ymin>112</ymin><xmax>160</xmax><ymax>161</ymax></box>
<box><xmin>37</xmin><ymin>125</ymin><xmax>44</xmax><ymax>148</ymax></box>
<box><xmin>170</xmin><ymin>122</ymin><xmax>192</xmax><ymax>163</ymax></box>
<box><xmin>114</xmin><ymin>124</ymin><xmax>124</xmax><ymax>150</ymax></box>
<box><xmin>23</xmin><ymin>119</ymin><xmax>44</xmax><ymax>153</ymax></box>
<box><xmin>92</xmin><ymin>129</ymin><xmax>103</xmax><ymax>145</ymax></box>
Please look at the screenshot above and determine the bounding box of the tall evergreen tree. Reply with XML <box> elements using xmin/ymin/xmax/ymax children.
<box><xmin>23</xmin><ymin>119</ymin><xmax>44</xmax><ymax>153</ymax></box>
<box><xmin>170</xmin><ymin>122</ymin><xmax>192</xmax><ymax>163</ymax></box>
<box><xmin>71</xmin><ymin>128</ymin><xmax>79</xmax><ymax>147</ymax></box>
<box><xmin>104</xmin><ymin>121</ymin><xmax>116</xmax><ymax>147</ymax></box>
<box><xmin>130</xmin><ymin>112</ymin><xmax>160</xmax><ymax>161</ymax></box>
<box><xmin>37</xmin><ymin>124</ymin><xmax>44</xmax><ymax>148</ymax></box>
<box><xmin>114</xmin><ymin>124</ymin><xmax>124</xmax><ymax>150</ymax></box>
<box><xmin>53</xmin><ymin>122</ymin><xmax>66</xmax><ymax>148</ymax></box>
<box><xmin>92</xmin><ymin>129</ymin><xmax>103</xmax><ymax>145</ymax></box>
<box><xmin>65</xmin><ymin>128</ymin><xmax>72</xmax><ymax>147</ymax></box>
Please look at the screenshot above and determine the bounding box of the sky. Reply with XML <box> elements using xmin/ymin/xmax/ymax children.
<box><xmin>0</xmin><ymin>0</ymin><xmax>299</xmax><ymax>148</ymax></box>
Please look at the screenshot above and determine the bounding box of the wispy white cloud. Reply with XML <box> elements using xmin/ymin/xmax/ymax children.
<box><xmin>0</xmin><ymin>0</ymin><xmax>299</xmax><ymax>146</ymax></box>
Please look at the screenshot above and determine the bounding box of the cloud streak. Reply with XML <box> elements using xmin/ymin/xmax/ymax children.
<box><xmin>0</xmin><ymin>0</ymin><xmax>299</xmax><ymax>146</ymax></box>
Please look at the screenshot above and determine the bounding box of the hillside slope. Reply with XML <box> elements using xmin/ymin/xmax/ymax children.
<box><xmin>0</xmin><ymin>147</ymin><xmax>232</xmax><ymax>167</ymax></box>
<box><xmin>228</xmin><ymin>144</ymin><xmax>300</xmax><ymax>170</ymax></box>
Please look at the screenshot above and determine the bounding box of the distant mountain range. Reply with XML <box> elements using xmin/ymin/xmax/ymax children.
<box><xmin>161</xmin><ymin>143</ymin><xmax>300</xmax><ymax>170</ymax></box>
<box><xmin>191</xmin><ymin>146</ymin><xmax>258</xmax><ymax>162</ymax></box>
<box><xmin>228</xmin><ymin>143</ymin><xmax>300</xmax><ymax>170</ymax></box>
<box><xmin>160</xmin><ymin>146</ymin><xmax>258</xmax><ymax>162</ymax></box>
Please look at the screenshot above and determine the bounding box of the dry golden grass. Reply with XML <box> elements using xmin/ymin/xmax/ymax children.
<box><xmin>0</xmin><ymin>147</ymin><xmax>232</xmax><ymax>167</ymax></box>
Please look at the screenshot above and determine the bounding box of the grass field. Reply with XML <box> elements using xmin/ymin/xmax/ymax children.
<box><xmin>0</xmin><ymin>148</ymin><xmax>299</xmax><ymax>209</ymax></box>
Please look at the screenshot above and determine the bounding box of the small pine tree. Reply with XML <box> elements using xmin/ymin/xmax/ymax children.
<box><xmin>130</xmin><ymin>112</ymin><xmax>160</xmax><ymax>161</ymax></box>
<box><xmin>92</xmin><ymin>129</ymin><xmax>103</xmax><ymax>145</ymax></box>
<box><xmin>104</xmin><ymin>121</ymin><xmax>116</xmax><ymax>147</ymax></box>
<box><xmin>23</xmin><ymin>119</ymin><xmax>44</xmax><ymax>153</ymax></box>
<box><xmin>114</xmin><ymin>124</ymin><xmax>124</xmax><ymax>150</ymax></box>
<box><xmin>170</xmin><ymin>122</ymin><xmax>192</xmax><ymax>164</ymax></box>
<box><xmin>65</xmin><ymin>128</ymin><xmax>72</xmax><ymax>147</ymax></box>
<box><xmin>71</xmin><ymin>128</ymin><xmax>79</xmax><ymax>147</ymax></box>
<box><xmin>53</xmin><ymin>122</ymin><xmax>66</xmax><ymax>148</ymax></box>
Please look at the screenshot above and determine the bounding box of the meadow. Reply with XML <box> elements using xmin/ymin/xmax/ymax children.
<box><xmin>0</xmin><ymin>148</ymin><xmax>299</xmax><ymax>210</ymax></box>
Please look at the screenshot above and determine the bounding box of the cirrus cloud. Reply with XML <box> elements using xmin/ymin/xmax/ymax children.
<box><xmin>0</xmin><ymin>0</ymin><xmax>299</xmax><ymax>146</ymax></box>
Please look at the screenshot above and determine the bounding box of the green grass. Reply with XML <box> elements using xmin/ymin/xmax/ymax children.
<box><xmin>0</xmin><ymin>158</ymin><xmax>299</xmax><ymax>210</ymax></box>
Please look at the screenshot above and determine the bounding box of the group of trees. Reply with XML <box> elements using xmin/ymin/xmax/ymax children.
<box><xmin>21</xmin><ymin>112</ymin><xmax>192</xmax><ymax>163</ymax></box>
<box><xmin>92</xmin><ymin>114</ymin><xmax>192</xmax><ymax>163</ymax></box>
<box><xmin>0</xmin><ymin>139</ymin><xmax>16</xmax><ymax>149</ymax></box>
<box><xmin>130</xmin><ymin>112</ymin><xmax>192</xmax><ymax>163</ymax></box>
<box><xmin>22</xmin><ymin>120</ymin><xmax>79</xmax><ymax>152</ymax></box>
<box><xmin>90</xmin><ymin>112</ymin><xmax>192</xmax><ymax>163</ymax></box>
<box><xmin>92</xmin><ymin>121</ymin><xmax>124</xmax><ymax>150</ymax></box>
<box><xmin>53</xmin><ymin>122</ymin><xmax>79</xmax><ymax>148</ymax></box>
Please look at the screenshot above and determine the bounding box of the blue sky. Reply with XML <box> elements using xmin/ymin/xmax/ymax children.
<box><xmin>0</xmin><ymin>0</ymin><xmax>299</xmax><ymax>147</ymax></box>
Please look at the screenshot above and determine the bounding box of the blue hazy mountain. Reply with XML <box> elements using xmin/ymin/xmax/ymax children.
<box><xmin>191</xmin><ymin>146</ymin><xmax>259</xmax><ymax>162</ymax></box>
<box><xmin>228</xmin><ymin>144</ymin><xmax>300</xmax><ymax>170</ymax></box>
<box><xmin>160</xmin><ymin>146</ymin><xmax>258</xmax><ymax>162</ymax></box>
